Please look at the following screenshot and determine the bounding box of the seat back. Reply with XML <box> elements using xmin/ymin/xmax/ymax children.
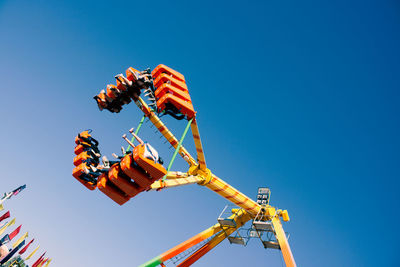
<box><xmin>97</xmin><ymin>173</ymin><xmax>130</xmax><ymax>205</ymax></box>
<box><xmin>108</xmin><ymin>163</ymin><xmax>142</xmax><ymax>198</ymax></box>
<box><xmin>132</xmin><ymin>144</ymin><xmax>167</xmax><ymax>180</ymax></box>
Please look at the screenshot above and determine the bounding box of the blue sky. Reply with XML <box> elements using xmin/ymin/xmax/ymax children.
<box><xmin>0</xmin><ymin>0</ymin><xmax>399</xmax><ymax>266</ymax></box>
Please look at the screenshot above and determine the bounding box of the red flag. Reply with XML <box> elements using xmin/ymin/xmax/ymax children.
<box><xmin>8</xmin><ymin>225</ymin><xmax>22</xmax><ymax>240</ymax></box>
<box><xmin>18</xmin><ymin>238</ymin><xmax>34</xmax><ymax>255</ymax></box>
<box><xmin>32</xmin><ymin>252</ymin><xmax>46</xmax><ymax>267</ymax></box>
<box><xmin>0</xmin><ymin>211</ymin><xmax>10</xmax><ymax>222</ymax></box>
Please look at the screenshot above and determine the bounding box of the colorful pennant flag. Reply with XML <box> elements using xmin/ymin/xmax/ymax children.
<box><xmin>0</xmin><ymin>185</ymin><xmax>26</xmax><ymax>204</ymax></box>
<box><xmin>0</xmin><ymin>211</ymin><xmax>10</xmax><ymax>223</ymax></box>
<box><xmin>0</xmin><ymin>234</ymin><xmax>10</xmax><ymax>245</ymax></box>
<box><xmin>0</xmin><ymin>204</ymin><xmax>3</xmax><ymax>211</ymax></box>
<box><xmin>13</xmin><ymin>231</ymin><xmax>28</xmax><ymax>248</ymax></box>
<box><xmin>9</xmin><ymin>225</ymin><xmax>22</xmax><ymax>240</ymax></box>
<box><xmin>43</xmin><ymin>258</ymin><xmax>52</xmax><ymax>267</ymax></box>
<box><xmin>12</xmin><ymin>185</ymin><xmax>26</xmax><ymax>196</ymax></box>
<box><xmin>0</xmin><ymin>218</ymin><xmax>15</xmax><ymax>236</ymax></box>
<box><xmin>38</xmin><ymin>257</ymin><xmax>48</xmax><ymax>267</ymax></box>
<box><xmin>25</xmin><ymin>245</ymin><xmax>40</xmax><ymax>261</ymax></box>
<box><xmin>0</xmin><ymin>192</ymin><xmax>12</xmax><ymax>202</ymax></box>
<box><xmin>19</xmin><ymin>238</ymin><xmax>34</xmax><ymax>255</ymax></box>
<box><xmin>0</xmin><ymin>239</ymin><xmax>25</xmax><ymax>265</ymax></box>
<box><xmin>32</xmin><ymin>251</ymin><xmax>46</xmax><ymax>267</ymax></box>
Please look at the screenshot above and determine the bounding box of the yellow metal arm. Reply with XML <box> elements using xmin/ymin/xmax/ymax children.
<box><xmin>271</xmin><ymin>215</ymin><xmax>296</xmax><ymax>267</ymax></box>
<box><xmin>190</xmin><ymin>118</ymin><xmax>207</xmax><ymax>170</ymax></box>
<box><xmin>150</xmin><ymin>176</ymin><xmax>204</xmax><ymax>191</ymax></box>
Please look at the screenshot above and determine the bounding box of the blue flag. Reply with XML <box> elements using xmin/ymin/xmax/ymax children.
<box><xmin>0</xmin><ymin>234</ymin><xmax>10</xmax><ymax>245</ymax></box>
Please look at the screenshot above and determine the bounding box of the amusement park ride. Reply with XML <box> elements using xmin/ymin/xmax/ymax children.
<box><xmin>72</xmin><ymin>64</ymin><xmax>296</xmax><ymax>266</ymax></box>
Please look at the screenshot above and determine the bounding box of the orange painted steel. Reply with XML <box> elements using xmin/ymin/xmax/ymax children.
<box><xmin>177</xmin><ymin>210</ymin><xmax>251</xmax><ymax>267</ymax></box>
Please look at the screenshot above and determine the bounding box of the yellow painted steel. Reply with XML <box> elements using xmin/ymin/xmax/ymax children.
<box><xmin>271</xmin><ymin>216</ymin><xmax>296</xmax><ymax>267</ymax></box>
<box><xmin>190</xmin><ymin>118</ymin><xmax>207</xmax><ymax>170</ymax></box>
<box><xmin>164</xmin><ymin>171</ymin><xmax>189</xmax><ymax>179</ymax></box>
<box><xmin>205</xmin><ymin>174</ymin><xmax>261</xmax><ymax>216</ymax></box>
<box><xmin>281</xmin><ymin>210</ymin><xmax>290</xmax><ymax>222</ymax></box>
<box><xmin>150</xmin><ymin>176</ymin><xmax>204</xmax><ymax>190</ymax></box>
<box><xmin>134</xmin><ymin>91</ymin><xmax>297</xmax><ymax>267</ymax></box>
<box><xmin>135</xmin><ymin>97</ymin><xmax>197</xmax><ymax>166</ymax></box>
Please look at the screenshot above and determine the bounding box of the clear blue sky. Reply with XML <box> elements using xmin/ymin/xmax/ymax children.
<box><xmin>0</xmin><ymin>0</ymin><xmax>399</xmax><ymax>266</ymax></box>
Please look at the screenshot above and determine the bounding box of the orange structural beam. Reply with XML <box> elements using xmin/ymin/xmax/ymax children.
<box><xmin>177</xmin><ymin>210</ymin><xmax>251</xmax><ymax>267</ymax></box>
<box><xmin>140</xmin><ymin>209</ymin><xmax>250</xmax><ymax>267</ymax></box>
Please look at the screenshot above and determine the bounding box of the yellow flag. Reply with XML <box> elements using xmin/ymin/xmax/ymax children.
<box><xmin>25</xmin><ymin>245</ymin><xmax>40</xmax><ymax>261</ymax></box>
<box><xmin>12</xmin><ymin>231</ymin><xmax>28</xmax><ymax>248</ymax></box>
<box><xmin>43</xmin><ymin>259</ymin><xmax>52</xmax><ymax>267</ymax></box>
<box><xmin>0</xmin><ymin>204</ymin><xmax>3</xmax><ymax>211</ymax></box>
<box><xmin>0</xmin><ymin>218</ymin><xmax>15</xmax><ymax>236</ymax></box>
<box><xmin>37</xmin><ymin>259</ymin><xmax>46</xmax><ymax>267</ymax></box>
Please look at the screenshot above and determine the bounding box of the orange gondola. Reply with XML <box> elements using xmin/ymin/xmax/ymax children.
<box><xmin>154</xmin><ymin>83</ymin><xmax>191</xmax><ymax>102</ymax></box>
<box><xmin>120</xmin><ymin>153</ymin><xmax>153</xmax><ymax>189</ymax></box>
<box><xmin>97</xmin><ymin>173</ymin><xmax>130</xmax><ymax>205</ymax></box>
<box><xmin>132</xmin><ymin>144</ymin><xmax>167</xmax><ymax>180</ymax></box>
<box><xmin>72</xmin><ymin>163</ymin><xmax>97</xmax><ymax>191</ymax></box>
<box><xmin>153</xmin><ymin>73</ymin><xmax>188</xmax><ymax>92</ymax></box>
<box><xmin>151</xmin><ymin>64</ymin><xmax>185</xmax><ymax>82</ymax></box>
<box><xmin>156</xmin><ymin>94</ymin><xmax>196</xmax><ymax>119</ymax></box>
<box><xmin>108</xmin><ymin>163</ymin><xmax>142</xmax><ymax>198</ymax></box>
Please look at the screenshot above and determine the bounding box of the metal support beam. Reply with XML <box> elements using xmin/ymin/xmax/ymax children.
<box><xmin>150</xmin><ymin>176</ymin><xmax>204</xmax><ymax>191</ymax></box>
<box><xmin>139</xmin><ymin>210</ymin><xmax>250</xmax><ymax>267</ymax></box>
<box><xmin>134</xmin><ymin>97</ymin><xmax>197</xmax><ymax>167</ymax></box>
<box><xmin>205</xmin><ymin>174</ymin><xmax>262</xmax><ymax>216</ymax></box>
<box><xmin>163</xmin><ymin>118</ymin><xmax>193</xmax><ymax>181</ymax></box>
<box><xmin>177</xmin><ymin>210</ymin><xmax>251</xmax><ymax>267</ymax></box>
<box><xmin>190</xmin><ymin>118</ymin><xmax>207</xmax><ymax>170</ymax></box>
<box><xmin>126</xmin><ymin>115</ymin><xmax>145</xmax><ymax>152</ymax></box>
<box><xmin>271</xmin><ymin>216</ymin><xmax>297</xmax><ymax>267</ymax></box>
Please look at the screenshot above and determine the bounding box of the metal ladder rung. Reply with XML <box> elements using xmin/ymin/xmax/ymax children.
<box><xmin>263</xmin><ymin>241</ymin><xmax>280</xmax><ymax>250</ymax></box>
<box><xmin>228</xmin><ymin>236</ymin><xmax>246</xmax><ymax>246</ymax></box>
<box><xmin>217</xmin><ymin>218</ymin><xmax>236</xmax><ymax>227</ymax></box>
<box><xmin>252</xmin><ymin>221</ymin><xmax>273</xmax><ymax>231</ymax></box>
